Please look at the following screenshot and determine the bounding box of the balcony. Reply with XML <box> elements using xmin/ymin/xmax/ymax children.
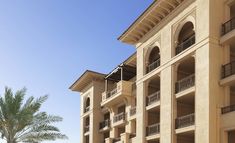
<box><xmin>84</xmin><ymin>125</ymin><xmax>89</xmax><ymax>135</ymax></box>
<box><xmin>99</xmin><ymin>119</ymin><xmax>110</xmax><ymax>132</ymax></box>
<box><xmin>222</xmin><ymin>105</ymin><xmax>235</xmax><ymax>114</ymax></box>
<box><xmin>112</xmin><ymin>137</ymin><xmax>121</xmax><ymax>143</ymax></box>
<box><xmin>129</xmin><ymin>133</ymin><xmax>136</xmax><ymax>143</ymax></box>
<box><xmin>84</xmin><ymin>106</ymin><xmax>90</xmax><ymax>113</ymax></box>
<box><xmin>176</xmin><ymin>35</ymin><xmax>195</xmax><ymax>55</ymax></box>
<box><xmin>175</xmin><ymin>113</ymin><xmax>195</xmax><ymax>129</ymax></box>
<box><xmin>220</xmin><ymin>61</ymin><xmax>235</xmax><ymax>85</ymax></box>
<box><xmin>147</xmin><ymin>59</ymin><xmax>160</xmax><ymax>73</ymax></box>
<box><xmin>221</xmin><ymin>17</ymin><xmax>235</xmax><ymax>44</ymax></box>
<box><xmin>146</xmin><ymin>91</ymin><xmax>160</xmax><ymax>108</ymax></box>
<box><xmin>146</xmin><ymin>123</ymin><xmax>160</xmax><ymax>136</ymax></box>
<box><xmin>175</xmin><ymin>74</ymin><xmax>195</xmax><ymax>94</ymax></box>
<box><xmin>101</xmin><ymin>80</ymin><xmax>133</xmax><ymax>107</ymax></box>
<box><xmin>129</xmin><ymin>106</ymin><xmax>136</xmax><ymax>117</ymax></box>
<box><xmin>113</xmin><ymin>112</ymin><xmax>126</xmax><ymax>127</ymax></box>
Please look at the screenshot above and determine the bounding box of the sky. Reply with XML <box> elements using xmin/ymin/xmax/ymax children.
<box><xmin>0</xmin><ymin>0</ymin><xmax>153</xmax><ymax>143</ymax></box>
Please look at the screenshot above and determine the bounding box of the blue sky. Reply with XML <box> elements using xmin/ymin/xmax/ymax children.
<box><xmin>0</xmin><ymin>0</ymin><xmax>153</xmax><ymax>142</ymax></box>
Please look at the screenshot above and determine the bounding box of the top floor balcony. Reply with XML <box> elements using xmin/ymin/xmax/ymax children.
<box><xmin>101</xmin><ymin>64</ymin><xmax>136</xmax><ymax>107</ymax></box>
<box><xmin>146</xmin><ymin>58</ymin><xmax>160</xmax><ymax>74</ymax></box>
<box><xmin>176</xmin><ymin>34</ymin><xmax>195</xmax><ymax>55</ymax></box>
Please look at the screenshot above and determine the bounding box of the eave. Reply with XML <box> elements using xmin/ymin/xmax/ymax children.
<box><xmin>69</xmin><ymin>70</ymin><xmax>105</xmax><ymax>92</ymax></box>
<box><xmin>118</xmin><ymin>0</ymin><xmax>186</xmax><ymax>45</ymax></box>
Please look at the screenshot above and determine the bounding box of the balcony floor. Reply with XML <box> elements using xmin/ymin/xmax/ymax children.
<box><xmin>220</xmin><ymin>74</ymin><xmax>235</xmax><ymax>86</ymax></box>
<box><xmin>146</xmin><ymin>133</ymin><xmax>160</xmax><ymax>141</ymax></box>
<box><xmin>220</xmin><ymin>29</ymin><xmax>235</xmax><ymax>45</ymax></box>
<box><xmin>176</xmin><ymin>86</ymin><xmax>195</xmax><ymax>99</ymax></box>
<box><xmin>175</xmin><ymin>125</ymin><xmax>195</xmax><ymax>134</ymax></box>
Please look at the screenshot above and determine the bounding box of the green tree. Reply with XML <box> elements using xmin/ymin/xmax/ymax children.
<box><xmin>0</xmin><ymin>87</ymin><xmax>68</xmax><ymax>143</ymax></box>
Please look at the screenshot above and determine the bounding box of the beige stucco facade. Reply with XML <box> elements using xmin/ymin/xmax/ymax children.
<box><xmin>70</xmin><ymin>0</ymin><xmax>235</xmax><ymax>143</ymax></box>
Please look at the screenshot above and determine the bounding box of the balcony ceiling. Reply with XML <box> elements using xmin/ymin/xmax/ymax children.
<box><xmin>118</xmin><ymin>0</ymin><xmax>186</xmax><ymax>45</ymax></box>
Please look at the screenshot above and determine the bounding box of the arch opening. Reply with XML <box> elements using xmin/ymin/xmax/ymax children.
<box><xmin>146</xmin><ymin>47</ymin><xmax>161</xmax><ymax>74</ymax></box>
<box><xmin>175</xmin><ymin>22</ymin><xmax>195</xmax><ymax>55</ymax></box>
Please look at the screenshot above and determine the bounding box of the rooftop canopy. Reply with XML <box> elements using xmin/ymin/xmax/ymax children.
<box><xmin>105</xmin><ymin>64</ymin><xmax>136</xmax><ymax>82</ymax></box>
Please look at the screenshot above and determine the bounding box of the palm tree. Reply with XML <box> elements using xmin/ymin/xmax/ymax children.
<box><xmin>0</xmin><ymin>87</ymin><xmax>68</xmax><ymax>143</ymax></box>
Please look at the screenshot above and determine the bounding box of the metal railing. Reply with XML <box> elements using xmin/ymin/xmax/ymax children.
<box><xmin>99</xmin><ymin>119</ymin><xmax>110</xmax><ymax>130</ymax></box>
<box><xmin>84</xmin><ymin>106</ymin><xmax>90</xmax><ymax>113</ymax></box>
<box><xmin>130</xmin><ymin>107</ymin><xmax>136</xmax><ymax>116</ymax></box>
<box><xmin>146</xmin><ymin>123</ymin><xmax>160</xmax><ymax>136</ymax></box>
<box><xmin>221</xmin><ymin>105</ymin><xmax>235</xmax><ymax>114</ymax></box>
<box><xmin>222</xmin><ymin>17</ymin><xmax>235</xmax><ymax>35</ymax></box>
<box><xmin>106</xmin><ymin>88</ymin><xmax>118</xmax><ymax>99</ymax></box>
<box><xmin>147</xmin><ymin>91</ymin><xmax>160</xmax><ymax>106</ymax></box>
<box><xmin>175</xmin><ymin>113</ymin><xmax>195</xmax><ymax>129</ymax></box>
<box><xmin>84</xmin><ymin>125</ymin><xmax>89</xmax><ymax>133</ymax></box>
<box><xmin>113</xmin><ymin>112</ymin><xmax>126</xmax><ymax>123</ymax></box>
<box><xmin>147</xmin><ymin>59</ymin><xmax>160</xmax><ymax>73</ymax></box>
<box><xmin>221</xmin><ymin>61</ymin><xmax>235</xmax><ymax>79</ymax></box>
<box><xmin>176</xmin><ymin>34</ymin><xmax>195</xmax><ymax>55</ymax></box>
<box><xmin>175</xmin><ymin>74</ymin><xmax>195</xmax><ymax>93</ymax></box>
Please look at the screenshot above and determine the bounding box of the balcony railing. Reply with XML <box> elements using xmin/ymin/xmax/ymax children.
<box><xmin>99</xmin><ymin>119</ymin><xmax>110</xmax><ymax>130</ymax></box>
<box><xmin>84</xmin><ymin>125</ymin><xmax>89</xmax><ymax>133</ymax></box>
<box><xmin>175</xmin><ymin>74</ymin><xmax>195</xmax><ymax>93</ymax></box>
<box><xmin>175</xmin><ymin>113</ymin><xmax>195</xmax><ymax>129</ymax></box>
<box><xmin>106</xmin><ymin>88</ymin><xmax>118</xmax><ymax>99</ymax></box>
<box><xmin>113</xmin><ymin>112</ymin><xmax>126</xmax><ymax>123</ymax></box>
<box><xmin>221</xmin><ymin>61</ymin><xmax>235</xmax><ymax>79</ymax></box>
<box><xmin>102</xmin><ymin>81</ymin><xmax>133</xmax><ymax>105</ymax></box>
<box><xmin>146</xmin><ymin>91</ymin><xmax>160</xmax><ymax>106</ymax></box>
<box><xmin>221</xmin><ymin>105</ymin><xmax>235</xmax><ymax>114</ymax></box>
<box><xmin>176</xmin><ymin>34</ymin><xmax>195</xmax><ymax>55</ymax></box>
<box><xmin>147</xmin><ymin>59</ymin><xmax>160</xmax><ymax>73</ymax></box>
<box><xmin>130</xmin><ymin>107</ymin><xmax>136</xmax><ymax>116</ymax></box>
<box><xmin>146</xmin><ymin>123</ymin><xmax>160</xmax><ymax>136</ymax></box>
<box><xmin>112</xmin><ymin>137</ymin><xmax>121</xmax><ymax>143</ymax></box>
<box><xmin>84</xmin><ymin>106</ymin><xmax>90</xmax><ymax>113</ymax></box>
<box><xmin>222</xmin><ymin>17</ymin><xmax>235</xmax><ymax>35</ymax></box>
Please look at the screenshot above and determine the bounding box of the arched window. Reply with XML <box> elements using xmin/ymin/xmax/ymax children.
<box><xmin>146</xmin><ymin>47</ymin><xmax>160</xmax><ymax>74</ymax></box>
<box><xmin>175</xmin><ymin>22</ymin><xmax>195</xmax><ymax>55</ymax></box>
<box><xmin>84</xmin><ymin>97</ymin><xmax>90</xmax><ymax>113</ymax></box>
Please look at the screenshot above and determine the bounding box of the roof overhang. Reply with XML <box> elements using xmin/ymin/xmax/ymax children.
<box><xmin>69</xmin><ymin>70</ymin><xmax>105</xmax><ymax>92</ymax></box>
<box><xmin>118</xmin><ymin>0</ymin><xmax>186</xmax><ymax>45</ymax></box>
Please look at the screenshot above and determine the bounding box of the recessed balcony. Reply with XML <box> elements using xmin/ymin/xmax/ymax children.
<box><xmin>175</xmin><ymin>113</ymin><xmax>195</xmax><ymax>133</ymax></box>
<box><xmin>176</xmin><ymin>35</ymin><xmax>195</xmax><ymax>55</ymax></box>
<box><xmin>175</xmin><ymin>74</ymin><xmax>195</xmax><ymax>94</ymax></box>
<box><xmin>146</xmin><ymin>59</ymin><xmax>160</xmax><ymax>74</ymax></box>
<box><xmin>84</xmin><ymin>106</ymin><xmax>90</xmax><ymax>113</ymax></box>
<box><xmin>222</xmin><ymin>105</ymin><xmax>235</xmax><ymax>114</ymax></box>
<box><xmin>146</xmin><ymin>123</ymin><xmax>160</xmax><ymax>140</ymax></box>
<box><xmin>221</xmin><ymin>17</ymin><xmax>235</xmax><ymax>44</ymax></box>
<box><xmin>101</xmin><ymin>80</ymin><xmax>133</xmax><ymax>107</ymax></box>
<box><xmin>129</xmin><ymin>106</ymin><xmax>136</xmax><ymax>120</ymax></box>
<box><xmin>113</xmin><ymin>112</ymin><xmax>126</xmax><ymax>127</ymax></box>
<box><xmin>84</xmin><ymin>125</ymin><xmax>89</xmax><ymax>135</ymax></box>
<box><xmin>220</xmin><ymin>61</ymin><xmax>235</xmax><ymax>85</ymax></box>
<box><xmin>112</xmin><ymin>137</ymin><xmax>121</xmax><ymax>143</ymax></box>
<box><xmin>146</xmin><ymin>91</ymin><xmax>160</xmax><ymax>110</ymax></box>
<box><xmin>99</xmin><ymin>119</ymin><xmax>110</xmax><ymax>132</ymax></box>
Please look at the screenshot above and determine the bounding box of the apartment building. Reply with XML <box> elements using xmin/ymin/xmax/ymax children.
<box><xmin>70</xmin><ymin>0</ymin><xmax>235</xmax><ymax>143</ymax></box>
